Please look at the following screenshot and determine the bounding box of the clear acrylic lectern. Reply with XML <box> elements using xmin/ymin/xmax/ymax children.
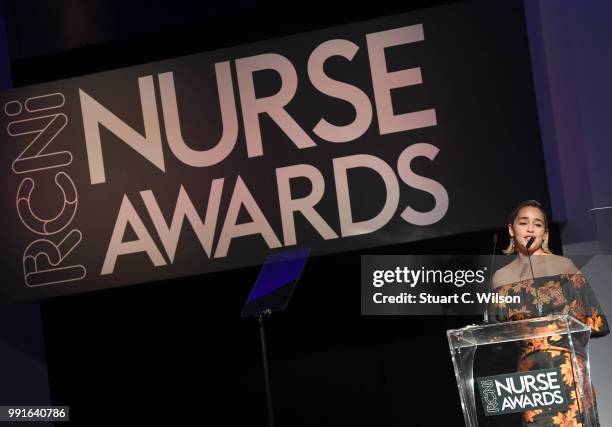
<box><xmin>447</xmin><ymin>315</ymin><xmax>594</xmax><ymax>426</ymax></box>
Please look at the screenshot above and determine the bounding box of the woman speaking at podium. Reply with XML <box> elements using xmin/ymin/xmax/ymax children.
<box><xmin>488</xmin><ymin>200</ymin><xmax>609</xmax><ymax>426</ymax></box>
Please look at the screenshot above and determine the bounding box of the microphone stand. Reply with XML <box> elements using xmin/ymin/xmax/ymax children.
<box><xmin>524</xmin><ymin>237</ymin><xmax>542</xmax><ymax>316</ymax></box>
<box><xmin>483</xmin><ymin>233</ymin><xmax>498</xmax><ymax>323</ymax></box>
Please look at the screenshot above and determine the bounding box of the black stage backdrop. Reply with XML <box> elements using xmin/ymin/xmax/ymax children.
<box><xmin>39</xmin><ymin>226</ymin><xmax>563</xmax><ymax>426</ymax></box>
<box><xmin>6</xmin><ymin>0</ymin><xmax>557</xmax><ymax>425</ymax></box>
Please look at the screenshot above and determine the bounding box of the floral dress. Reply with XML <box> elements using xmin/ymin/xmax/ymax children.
<box><xmin>488</xmin><ymin>273</ymin><xmax>609</xmax><ymax>426</ymax></box>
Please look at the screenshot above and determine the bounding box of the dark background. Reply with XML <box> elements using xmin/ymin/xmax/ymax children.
<box><xmin>5</xmin><ymin>0</ymin><xmax>556</xmax><ymax>425</ymax></box>
<box><xmin>38</xmin><ymin>225</ymin><xmax>562</xmax><ymax>426</ymax></box>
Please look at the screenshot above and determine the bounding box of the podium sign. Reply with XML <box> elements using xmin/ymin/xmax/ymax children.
<box><xmin>476</xmin><ymin>367</ymin><xmax>568</xmax><ymax>416</ymax></box>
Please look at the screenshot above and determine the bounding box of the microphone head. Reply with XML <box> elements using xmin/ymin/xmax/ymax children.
<box><xmin>492</xmin><ymin>233</ymin><xmax>498</xmax><ymax>244</ymax></box>
<box><xmin>526</xmin><ymin>236</ymin><xmax>535</xmax><ymax>249</ymax></box>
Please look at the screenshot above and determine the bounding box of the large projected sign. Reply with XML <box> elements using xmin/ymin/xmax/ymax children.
<box><xmin>0</xmin><ymin>1</ymin><xmax>549</xmax><ymax>302</ymax></box>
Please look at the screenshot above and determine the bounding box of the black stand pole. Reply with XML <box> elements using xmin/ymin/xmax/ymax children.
<box><xmin>257</xmin><ymin>310</ymin><xmax>275</xmax><ymax>427</ymax></box>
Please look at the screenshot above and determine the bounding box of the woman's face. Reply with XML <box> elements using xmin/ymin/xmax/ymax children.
<box><xmin>508</xmin><ymin>206</ymin><xmax>548</xmax><ymax>254</ymax></box>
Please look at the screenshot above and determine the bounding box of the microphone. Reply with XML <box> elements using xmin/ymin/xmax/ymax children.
<box><xmin>525</xmin><ymin>236</ymin><xmax>542</xmax><ymax>316</ymax></box>
<box><xmin>482</xmin><ymin>233</ymin><xmax>498</xmax><ymax>323</ymax></box>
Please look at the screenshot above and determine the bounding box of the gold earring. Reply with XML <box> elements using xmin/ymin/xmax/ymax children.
<box><xmin>503</xmin><ymin>238</ymin><xmax>516</xmax><ymax>254</ymax></box>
